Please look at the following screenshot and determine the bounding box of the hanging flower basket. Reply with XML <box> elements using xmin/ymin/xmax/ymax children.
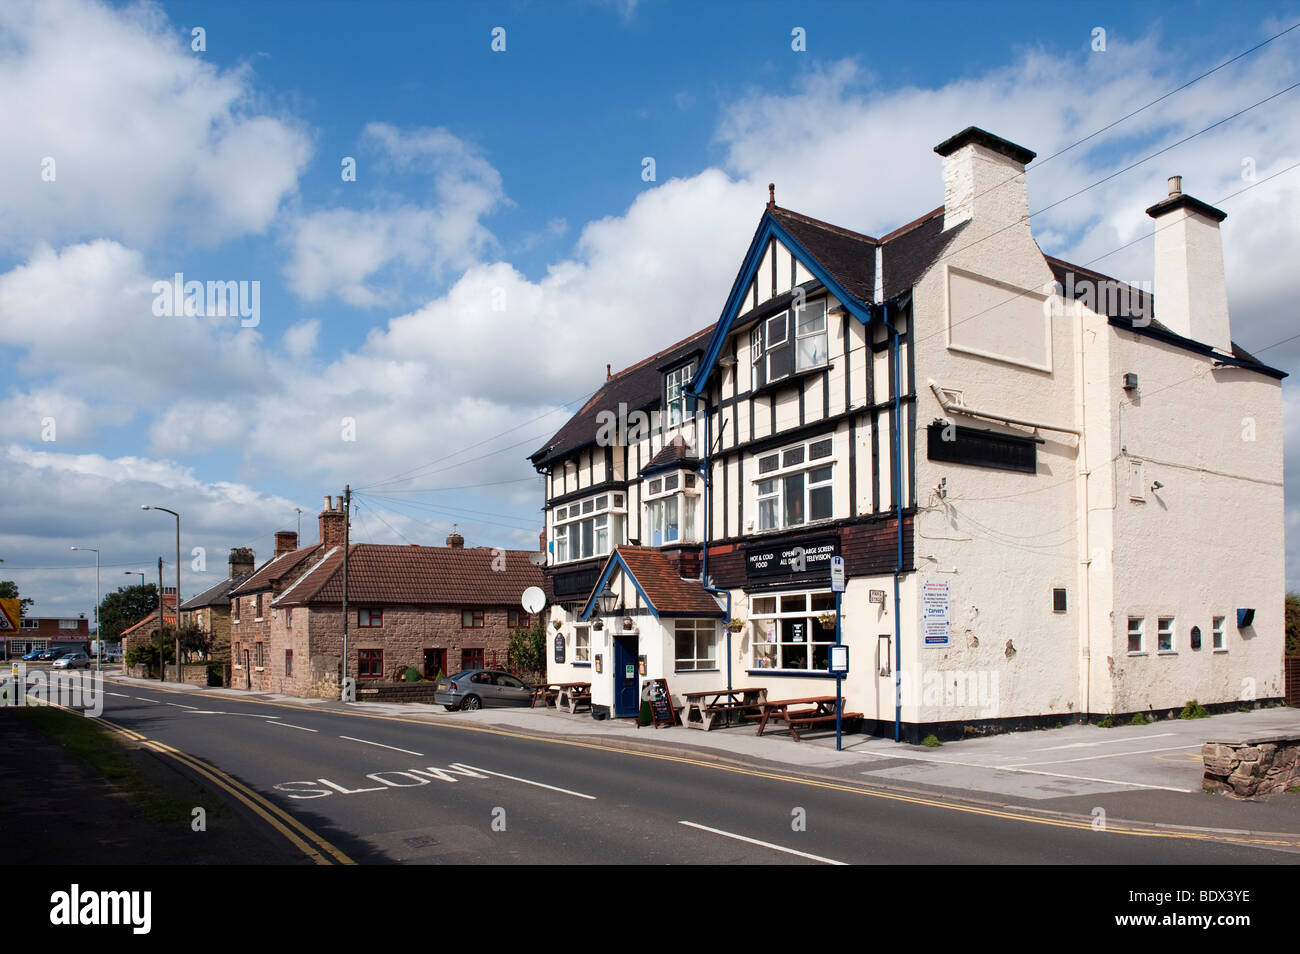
<box><xmin>551</xmin><ymin>619</ymin><xmax>563</xmax><ymax>631</ymax></box>
<box><xmin>593</xmin><ymin>618</ymin><xmax>604</xmax><ymax>631</ymax></box>
<box><xmin>817</xmin><ymin>611</ymin><xmax>837</xmax><ymax>630</ymax></box>
<box><xmin>726</xmin><ymin>618</ymin><xmax>745</xmax><ymax>634</ymax></box>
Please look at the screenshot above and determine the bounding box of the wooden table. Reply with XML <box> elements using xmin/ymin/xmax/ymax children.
<box><xmin>755</xmin><ymin>696</ymin><xmax>862</xmax><ymax>742</ymax></box>
<box><xmin>554</xmin><ymin>682</ymin><xmax>592</xmax><ymax>714</ymax></box>
<box><xmin>681</xmin><ymin>687</ymin><xmax>768</xmax><ymax>730</ymax></box>
<box><xmin>531</xmin><ymin>681</ymin><xmax>588</xmax><ymax>708</ymax></box>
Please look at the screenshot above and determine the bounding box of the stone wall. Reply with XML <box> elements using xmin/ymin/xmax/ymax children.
<box><xmin>1202</xmin><ymin>736</ymin><xmax>1300</xmax><ymax>798</ymax></box>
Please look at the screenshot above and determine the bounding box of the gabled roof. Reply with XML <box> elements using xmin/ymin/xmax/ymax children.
<box><xmin>180</xmin><ymin>572</ymin><xmax>253</xmax><ymax>611</ymax></box>
<box><xmin>768</xmin><ymin>207</ymin><xmax>877</xmax><ymax>306</ymax></box>
<box><xmin>530</xmin><ymin>324</ymin><xmax>715</xmax><ymax>469</ymax></box>
<box><xmin>639</xmin><ymin>435</ymin><xmax>700</xmax><ymax>476</ymax></box>
<box><xmin>579</xmin><ymin>546</ymin><xmax>725</xmax><ymax>620</ymax></box>
<box><xmin>120</xmin><ymin>609</ymin><xmax>176</xmax><ymax>638</ymax></box>
<box><xmin>272</xmin><ymin>543</ymin><xmax>546</xmax><ymax>608</ymax></box>
<box><xmin>229</xmin><ymin>546</ymin><xmax>321</xmax><ymax>597</ymax></box>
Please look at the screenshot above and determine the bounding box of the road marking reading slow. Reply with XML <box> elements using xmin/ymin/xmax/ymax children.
<box><xmin>266</xmin><ymin>720</ymin><xmax>317</xmax><ymax>732</ymax></box>
<box><xmin>338</xmin><ymin>735</ymin><xmax>423</xmax><ymax>756</ymax></box>
<box><xmin>678</xmin><ymin>821</ymin><xmax>847</xmax><ymax>865</ymax></box>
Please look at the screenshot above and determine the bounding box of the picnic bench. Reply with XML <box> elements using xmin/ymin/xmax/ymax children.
<box><xmin>555</xmin><ymin>682</ymin><xmax>592</xmax><ymax>714</ymax></box>
<box><xmin>531</xmin><ymin>681</ymin><xmax>588</xmax><ymax>709</ymax></box>
<box><xmin>755</xmin><ymin>696</ymin><xmax>863</xmax><ymax>742</ymax></box>
<box><xmin>681</xmin><ymin>687</ymin><xmax>768</xmax><ymax>730</ymax></box>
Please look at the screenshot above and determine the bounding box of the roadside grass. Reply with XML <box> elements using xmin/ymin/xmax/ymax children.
<box><xmin>16</xmin><ymin>705</ymin><xmax>193</xmax><ymax>823</ymax></box>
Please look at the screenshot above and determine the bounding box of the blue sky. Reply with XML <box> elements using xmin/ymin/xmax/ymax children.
<box><xmin>3</xmin><ymin>0</ymin><xmax>1299</xmax><ymax>620</ymax></box>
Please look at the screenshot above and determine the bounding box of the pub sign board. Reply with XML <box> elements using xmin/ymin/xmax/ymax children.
<box><xmin>746</xmin><ymin>535</ymin><xmax>839</xmax><ymax>579</ymax></box>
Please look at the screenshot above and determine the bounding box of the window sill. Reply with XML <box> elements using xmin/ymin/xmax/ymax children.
<box><xmin>748</xmin><ymin>517</ymin><xmax>838</xmax><ymax>537</ymax></box>
<box><xmin>745</xmin><ymin>669</ymin><xmax>835</xmax><ymax>678</ymax></box>
<box><xmin>254</xmin><ymin>617</ymin><xmax>264</xmax><ymax>623</ymax></box>
<box><xmin>1157</xmin><ymin>650</ymin><xmax>1177</xmax><ymax>656</ymax></box>
<box><xmin>1212</xmin><ymin>648</ymin><xmax>1229</xmax><ymax>654</ymax></box>
<box><xmin>254</xmin><ymin>667</ymin><xmax>265</xmax><ymax>672</ymax></box>
<box><xmin>675</xmin><ymin>668</ymin><xmax>720</xmax><ymax>674</ymax></box>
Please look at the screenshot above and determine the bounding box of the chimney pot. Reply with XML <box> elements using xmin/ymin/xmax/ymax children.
<box><xmin>446</xmin><ymin>530</ymin><xmax>465</xmax><ymax>549</ymax></box>
<box><xmin>1168</xmin><ymin>175</ymin><xmax>1182</xmax><ymax>196</ymax></box>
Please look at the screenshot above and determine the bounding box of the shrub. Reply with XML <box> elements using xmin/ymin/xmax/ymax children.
<box><xmin>921</xmin><ymin>733</ymin><xmax>942</xmax><ymax>747</ymax></box>
<box><xmin>403</xmin><ymin>666</ymin><xmax>421</xmax><ymax>683</ymax></box>
<box><xmin>1179</xmin><ymin>699</ymin><xmax>1209</xmax><ymax>720</ymax></box>
<box><xmin>1129</xmin><ymin>712</ymin><xmax>1149</xmax><ymax>726</ymax></box>
<box><xmin>1097</xmin><ymin>714</ymin><xmax>1115</xmax><ymax>728</ymax></box>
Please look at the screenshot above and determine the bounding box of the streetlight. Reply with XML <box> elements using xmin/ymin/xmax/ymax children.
<box><xmin>69</xmin><ymin>546</ymin><xmax>100</xmax><ymax>676</ymax></box>
<box><xmin>141</xmin><ymin>506</ymin><xmax>181</xmax><ymax>683</ymax></box>
<box><xmin>125</xmin><ymin>571</ymin><xmax>145</xmax><ymax>587</ymax></box>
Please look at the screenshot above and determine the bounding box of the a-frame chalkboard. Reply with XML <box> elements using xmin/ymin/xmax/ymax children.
<box><xmin>643</xmin><ymin>677</ymin><xmax>677</xmax><ymax>728</ymax></box>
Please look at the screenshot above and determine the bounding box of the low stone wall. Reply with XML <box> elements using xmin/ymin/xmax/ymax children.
<box><xmin>1202</xmin><ymin>736</ymin><xmax>1300</xmax><ymax>798</ymax></box>
<box><xmin>356</xmin><ymin>681</ymin><xmax>441</xmax><ymax>703</ymax></box>
<box><xmin>164</xmin><ymin>663</ymin><xmax>211</xmax><ymax>687</ymax></box>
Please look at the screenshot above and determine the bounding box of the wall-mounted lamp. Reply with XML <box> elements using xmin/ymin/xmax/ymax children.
<box><xmin>1151</xmin><ymin>481</ymin><xmax>1164</xmax><ymax>491</ymax></box>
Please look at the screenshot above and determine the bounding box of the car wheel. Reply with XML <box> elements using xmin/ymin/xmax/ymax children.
<box><xmin>461</xmin><ymin>694</ymin><xmax>482</xmax><ymax>711</ymax></box>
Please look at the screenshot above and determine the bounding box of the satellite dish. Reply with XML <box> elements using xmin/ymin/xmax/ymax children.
<box><xmin>521</xmin><ymin>586</ymin><xmax>546</xmax><ymax>615</ymax></box>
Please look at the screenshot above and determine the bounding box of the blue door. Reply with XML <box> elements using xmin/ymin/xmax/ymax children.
<box><xmin>612</xmin><ymin>633</ymin><xmax>639</xmax><ymax>718</ymax></box>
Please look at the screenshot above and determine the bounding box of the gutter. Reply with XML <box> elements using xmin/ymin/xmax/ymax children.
<box><xmin>887</xmin><ymin>303</ymin><xmax>904</xmax><ymax>743</ymax></box>
<box><xmin>695</xmin><ymin>393</ymin><xmax>733</xmax><ymax>691</ymax></box>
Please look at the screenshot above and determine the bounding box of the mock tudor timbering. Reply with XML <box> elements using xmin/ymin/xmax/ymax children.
<box><xmin>531</xmin><ymin>125</ymin><xmax>1286</xmax><ymax>739</ymax></box>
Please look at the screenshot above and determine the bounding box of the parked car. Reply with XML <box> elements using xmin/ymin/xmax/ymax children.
<box><xmin>21</xmin><ymin>650</ymin><xmax>44</xmax><ymax>661</ymax></box>
<box><xmin>36</xmin><ymin>648</ymin><xmax>69</xmax><ymax>661</ymax></box>
<box><xmin>434</xmin><ymin>670</ymin><xmax>533</xmax><ymax>711</ymax></box>
<box><xmin>52</xmin><ymin>651</ymin><xmax>90</xmax><ymax>670</ymax></box>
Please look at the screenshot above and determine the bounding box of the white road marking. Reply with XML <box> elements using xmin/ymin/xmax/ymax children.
<box><xmin>1014</xmin><ymin>744</ymin><xmax>1199</xmax><ymax>767</ymax></box>
<box><xmin>861</xmin><ymin>751</ymin><xmax>1191</xmax><ymax>793</ymax></box>
<box><xmin>166</xmin><ymin>702</ymin><xmax>198</xmax><ymax>710</ymax></box>
<box><xmin>1036</xmin><ymin>733</ymin><xmax>1176</xmax><ymax>751</ymax></box>
<box><xmin>134</xmin><ymin>697</ymin><xmax>162</xmax><ymax>703</ymax></box>
<box><xmin>105</xmin><ymin>692</ymin><xmax>129</xmax><ymax>698</ymax></box>
<box><xmin>338</xmin><ymin>735</ymin><xmax>423</xmax><ymax>756</ymax></box>
<box><xmin>457</xmin><ymin>764</ymin><xmax>596</xmax><ymax>800</ymax></box>
<box><xmin>679</xmin><ymin>821</ymin><xmax>847</xmax><ymax>865</ymax></box>
<box><xmin>266</xmin><ymin>721</ymin><xmax>317</xmax><ymax>733</ymax></box>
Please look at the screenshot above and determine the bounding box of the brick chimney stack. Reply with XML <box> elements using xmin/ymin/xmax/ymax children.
<box><xmin>446</xmin><ymin>529</ymin><xmax>465</xmax><ymax>548</ymax></box>
<box><xmin>228</xmin><ymin>547</ymin><xmax>255</xmax><ymax>578</ymax></box>
<box><xmin>319</xmin><ymin>496</ymin><xmax>347</xmax><ymax>550</ymax></box>
<box><xmin>274</xmin><ymin>531</ymin><xmax>298</xmax><ymax>556</ymax></box>
<box><xmin>934</xmin><ymin>126</ymin><xmax>1036</xmax><ymax>234</ymax></box>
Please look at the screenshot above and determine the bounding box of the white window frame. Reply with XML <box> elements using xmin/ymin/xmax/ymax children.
<box><xmin>574</xmin><ymin>624</ymin><xmax>591</xmax><ymax>663</ymax></box>
<box><xmin>664</xmin><ymin>362</ymin><xmax>694</xmax><ymax>428</ymax></box>
<box><xmin>1212</xmin><ymin>615</ymin><xmax>1226</xmax><ymax>652</ymax></box>
<box><xmin>553</xmin><ymin>492</ymin><xmax>625</xmax><ymax>565</ymax></box>
<box><xmin>1157</xmin><ymin>616</ymin><xmax>1175</xmax><ymax>654</ymax></box>
<box><xmin>749</xmin><ymin>590</ymin><xmax>837</xmax><ymax>672</ymax></box>
<box><xmin>674</xmin><ymin>619</ymin><xmax>719</xmax><ymax>671</ymax></box>
<box><xmin>644</xmin><ymin>472</ymin><xmax>699</xmax><ymax>546</ymax></box>
<box><xmin>793</xmin><ymin>298</ymin><xmax>828</xmax><ymax>372</ymax></box>
<box><xmin>1127</xmin><ymin>616</ymin><xmax>1144</xmax><ymax>655</ymax></box>
<box><xmin>753</xmin><ymin>436</ymin><xmax>835</xmax><ymax>532</ymax></box>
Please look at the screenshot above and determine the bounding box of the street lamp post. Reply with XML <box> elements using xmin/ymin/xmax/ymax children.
<box><xmin>125</xmin><ymin>571</ymin><xmax>145</xmax><ymax>587</ymax></box>
<box><xmin>142</xmin><ymin>506</ymin><xmax>181</xmax><ymax>683</ymax></box>
<box><xmin>69</xmin><ymin>546</ymin><xmax>100</xmax><ymax>676</ymax></box>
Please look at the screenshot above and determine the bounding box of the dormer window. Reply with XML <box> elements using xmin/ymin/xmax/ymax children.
<box><xmin>751</xmin><ymin>298</ymin><xmax>828</xmax><ymax>388</ymax></box>
<box><xmin>644</xmin><ymin>470</ymin><xmax>699</xmax><ymax>546</ymax></box>
<box><xmin>664</xmin><ymin>362</ymin><xmax>695</xmax><ymax>427</ymax></box>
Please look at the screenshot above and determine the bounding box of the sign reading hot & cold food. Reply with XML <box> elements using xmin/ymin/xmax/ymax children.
<box><xmin>746</xmin><ymin>535</ymin><xmax>839</xmax><ymax>579</ymax></box>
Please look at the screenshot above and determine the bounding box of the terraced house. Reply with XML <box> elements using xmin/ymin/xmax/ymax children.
<box><xmin>533</xmin><ymin>126</ymin><xmax>1285</xmax><ymax>740</ymax></box>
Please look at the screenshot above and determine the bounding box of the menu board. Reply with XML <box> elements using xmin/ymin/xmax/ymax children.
<box><xmin>641</xmin><ymin>677</ymin><xmax>677</xmax><ymax>728</ymax></box>
<box><xmin>921</xmin><ymin>579</ymin><xmax>951</xmax><ymax>648</ymax></box>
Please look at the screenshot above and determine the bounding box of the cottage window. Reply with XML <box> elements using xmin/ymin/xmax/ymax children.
<box><xmin>664</xmin><ymin>362</ymin><xmax>695</xmax><ymax>427</ymax></box>
<box><xmin>462</xmin><ymin>647</ymin><xmax>485</xmax><ymax>669</ymax></box>
<box><xmin>358</xmin><ymin>608</ymin><xmax>383</xmax><ymax>628</ymax></box>
<box><xmin>1212</xmin><ymin>616</ymin><xmax>1226</xmax><ymax>652</ymax></box>
<box><xmin>1127</xmin><ymin>617</ymin><xmax>1144</xmax><ymax>654</ymax></box>
<box><xmin>1157</xmin><ymin>617</ymin><xmax>1175</xmax><ymax>653</ymax></box>
<box><xmin>254</xmin><ymin>593</ymin><xmax>264</xmax><ymax>620</ymax></box>
<box><xmin>674</xmin><ymin>619</ymin><xmax>718</xmax><ymax>671</ymax></box>
<box><xmin>358</xmin><ymin>649</ymin><xmax>383</xmax><ymax>678</ymax></box>
<box><xmin>285</xmin><ymin>608</ymin><xmax>293</xmax><ymax>629</ymax></box>
<box><xmin>574</xmin><ymin>625</ymin><xmax>591</xmax><ymax>663</ymax></box>
<box><xmin>231</xmin><ymin>599</ymin><xmax>239</xmax><ymax>623</ymax></box>
<box><xmin>754</xmin><ymin>437</ymin><xmax>834</xmax><ymax>531</ymax></box>
<box><xmin>794</xmin><ymin>298</ymin><xmax>828</xmax><ymax>371</ymax></box>
<box><xmin>461</xmin><ymin>610</ymin><xmax>485</xmax><ymax>628</ymax></box>
<box><xmin>508</xmin><ymin>610</ymin><xmax>531</xmax><ymax>629</ymax></box>
<box><xmin>285</xmin><ymin>649</ymin><xmax>293</xmax><ymax>677</ymax></box>
<box><xmin>750</xmin><ymin>591</ymin><xmax>836</xmax><ymax>671</ymax></box>
<box><xmin>255</xmin><ymin>642</ymin><xmax>264</xmax><ymax>670</ymax></box>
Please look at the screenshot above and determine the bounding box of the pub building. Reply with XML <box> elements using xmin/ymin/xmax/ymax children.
<box><xmin>531</xmin><ymin>127</ymin><xmax>1285</xmax><ymax>741</ymax></box>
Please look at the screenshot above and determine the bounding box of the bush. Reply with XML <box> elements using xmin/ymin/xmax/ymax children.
<box><xmin>1129</xmin><ymin>712</ymin><xmax>1150</xmax><ymax>726</ymax></box>
<box><xmin>124</xmin><ymin>642</ymin><xmax>174</xmax><ymax>674</ymax></box>
<box><xmin>921</xmin><ymin>733</ymin><xmax>942</xmax><ymax>747</ymax></box>
<box><xmin>508</xmin><ymin>623</ymin><xmax>546</xmax><ymax>677</ymax></box>
<box><xmin>403</xmin><ymin>666</ymin><xmax>421</xmax><ymax>683</ymax></box>
<box><xmin>1097</xmin><ymin>714</ymin><xmax>1115</xmax><ymax>728</ymax></box>
<box><xmin>1179</xmin><ymin>699</ymin><xmax>1209</xmax><ymax>720</ymax></box>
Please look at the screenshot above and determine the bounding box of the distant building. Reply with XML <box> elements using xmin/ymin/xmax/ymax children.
<box><xmin>179</xmin><ymin>548</ymin><xmax>256</xmax><ymax>684</ymax></box>
<box><xmin>7</xmin><ymin>615</ymin><xmax>90</xmax><ymax>656</ymax></box>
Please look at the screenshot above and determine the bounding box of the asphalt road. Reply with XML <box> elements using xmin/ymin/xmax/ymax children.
<box><xmin>81</xmin><ymin>678</ymin><xmax>1298</xmax><ymax>865</ymax></box>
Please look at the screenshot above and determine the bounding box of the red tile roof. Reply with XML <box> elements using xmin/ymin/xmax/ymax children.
<box><xmin>229</xmin><ymin>545</ymin><xmax>322</xmax><ymax>597</ymax></box>
<box><xmin>119</xmin><ymin>610</ymin><xmax>177</xmax><ymax>638</ymax></box>
<box><xmin>273</xmin><ymin>544</ymin><xmax>546</xmax><ymax>608</ymax></box>
<box><xmin>591</xmin><ymin>546</ymin><xmax>724</xmax><ymax>617</ymax></box>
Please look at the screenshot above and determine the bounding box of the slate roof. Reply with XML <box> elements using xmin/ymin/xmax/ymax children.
<box><xmin>586</xmin><ymin>546</ymin><xmax>725</xmax><ymax>618</ymax></box>
<box><xmin>272</xmin><ymin>543</ymin><xmax>546</xmax><ymax>608</ymax></box>
<box><xmin>879</xmin><ymin>207</ymin><xmax>969</xmax><ymax>301</ymax></box>
<box><xmin>180</xmin><ymin>572</ymin><xmax>253</xmax><ymax>611</ymax></box>
<box><xmin>530</xmin><ymin>324</ymin><xmax>715</xmax><ymax>469</ymax></box>
<box><xmin>229</xmin><ymin>546</ymin><xmax>321</xmax><ymax>597</ymax></box>
<box><xmin>769</xmin><ymin>207</ymin><xmax>876</xmax><ymax>306</ymax></box>
<box><xmin>640</xmin><ymin>435</ymin><xmax>700</xmax><ymax>475</ymax></box>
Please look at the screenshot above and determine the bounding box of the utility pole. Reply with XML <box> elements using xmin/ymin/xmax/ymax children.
<box><xmin>157</xmin><ymin>556</ymin><xmax>165</xmax><ymax>683</ymax></box>
<box><xmin>341</xmin><ymin>485</ymin><xmax>351</xmax><ymax>702</ymax></box>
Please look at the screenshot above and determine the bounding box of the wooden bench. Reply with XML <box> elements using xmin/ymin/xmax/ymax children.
<box><xmin>786</xmin><ymin>710</ymin><xmax>863</xmax><ymax>742</ymax></box>
<box><xmin>563</xmin><ymin>691</ymin><xmax>592</xmax><ymax>714</ymax></box>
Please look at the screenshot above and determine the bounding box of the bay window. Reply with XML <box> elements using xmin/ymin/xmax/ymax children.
<box><xmin>553</xmin><ymin>492</ymin><xmax>625</xmax><ymax>564</ymax></box>
<box><xmin>643</xmin><ymin>471</ymin><xmax>699</xmax><ymax>546</ymax></box>
<box><xmin>755</xmin><ymin>436</ymin><xmax>834</xmax><ymax>531</ymax></box>
<box><xmin>750</xmin><ymin>297</ymin><xmax>828</xmax><ymax>388</ymax></box>
<box><xmin>750</xmin><ymin>591</ymin><xmax>836</xmax><ymax>671</ymax></box>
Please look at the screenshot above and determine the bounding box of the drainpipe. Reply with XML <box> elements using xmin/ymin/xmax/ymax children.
<box><xmin>887</xmin><ymin>303</ymin><xmax>904</xmax><ymax>743</ymax></box>
<box><xmin>696</xmin><ymin>393</ymin><xmax>733</xmax><ymax>690</ymax></box>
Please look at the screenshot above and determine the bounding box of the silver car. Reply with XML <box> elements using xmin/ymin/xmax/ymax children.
<box><xmin>52</xmin><ymin>651</ymin><xmax>90</xmax><ymax>670</ymax></box>
<box><xmin>434</xmin><ymin>669</ymin><xmax>533</xmax><ymax>711</ymax></box>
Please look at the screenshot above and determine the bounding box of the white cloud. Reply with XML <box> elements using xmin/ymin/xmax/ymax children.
<box><xmin>0</xmin><ymin>0</ymin><xmax>311</xmax><ymax>249</ymax></box>
<box><xmin>282</xmin><ymin>319</ymin><xmax>320</xmax><ymax>358</ymax></box>
<box><xmin>283</xmin><ymin>123</ymin><xmax>507</xmax><ymax>306</ymax></box>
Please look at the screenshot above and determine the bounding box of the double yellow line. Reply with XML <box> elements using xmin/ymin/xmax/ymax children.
<box><xmin>28</xmin><ymin>695</ymin><xmax>352</xmax><ymax>866</ymax></box>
